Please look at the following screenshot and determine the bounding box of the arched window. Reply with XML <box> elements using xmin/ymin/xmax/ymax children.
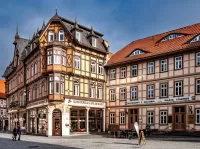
<box><xmin>48</xmin><ymin>31</ymin><xmax>54</xmax><ymax>42</ymax></box>
<box><xmin>42</xmin><ymin>81</ymin><xmax>45</xmax><ymax>96</ymax></box>
<box><xmin>59</xmin><ymin>30</ymin><xmax>64</xmax><ymax>41</ymax></box>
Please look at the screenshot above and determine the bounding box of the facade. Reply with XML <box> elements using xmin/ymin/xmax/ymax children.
<box><xmin>3</xmin><ymin>12</ymin><xmax>110</xmax><ymax>136</ymax></box>
<box><xmin>0</xmin><ymin>80</ymin><xmax>8</xmax><ymax>130</ymax></box>
<box><xmin>105</xmin><ymin>23</ymin><xmax>200</xmax><ymax>132</ymax></box>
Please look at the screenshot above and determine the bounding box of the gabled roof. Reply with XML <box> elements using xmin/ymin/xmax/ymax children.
<box><xmin>106</xmin><ymin>23</ymin><xmax>200</xmax><ymax>67</ymax></box>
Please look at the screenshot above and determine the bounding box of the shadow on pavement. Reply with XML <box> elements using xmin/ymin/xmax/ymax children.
<box><xmin>0</xmin><ymin>137</ymin><xmax>82</xmax><ymax>149</ymax></box>
<box><xmin>92</xmin><ymin>141</ymin><xmax>139</xmax><ymax>147</ymax></box>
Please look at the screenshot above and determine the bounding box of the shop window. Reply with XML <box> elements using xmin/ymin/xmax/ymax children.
<box><xmin>147</xmin><ymin>111</ymin><xmax>154</xmax><ymax>125</ymax></box>
<box><xmin>119</xmin><ymin>112</ymin><xmax>125</xmax><ymax>125</ymax></box>
<box><xmin>110</xmin><ymin>112</ymin><xmax>115</xmax><ymax>124</ymax></box>
<box><xmin>110</xmin><ymin>89</ymin><xmax>116</xmax><ymax>101</ymax></box>
<box><xmin>160</xmin><ymin>111</ymin><xmax>168</xmax><ymax>124</ymax></box>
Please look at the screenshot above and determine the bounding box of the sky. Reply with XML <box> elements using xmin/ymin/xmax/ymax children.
<box><xmin>1</xmin><ymin>0</ymin><xmax>200</xmax><ymax>78</ymax></box>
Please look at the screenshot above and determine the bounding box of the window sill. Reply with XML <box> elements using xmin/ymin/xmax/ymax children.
<box><xmin>109</xmin><ymin>100</ymin><xmax>116</xmax><ymax>102</ymax></box>
<box><xmin>160</xmin><ymin>71</ymin><xmax>168</xmax><ymax>73</ymax></box>
<box><xmin>174</xmin><ymin>68</ymin><xmax>183</xmax><ymax>70</ymax></box>
<box><xmin>147</xmin><ymin>73</ymin><xmax>155</xmax><ymax>75</ymax></box>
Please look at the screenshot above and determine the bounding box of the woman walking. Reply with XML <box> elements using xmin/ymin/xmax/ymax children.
<box><xmin>12</xmin><ymin>127</ymin><xmax>17</xmax><ymax>141</ymax></box>
<box><xmin>17</xmin><ymin>126</ymin><xmax>21</xmax><ymax>141</ymax></box>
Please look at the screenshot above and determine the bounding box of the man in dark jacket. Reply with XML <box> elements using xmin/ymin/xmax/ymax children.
<box><xmin>12</xmin><ymin>127</ymin><xmax>17</xmax><ymax>141</ymax></box>
<box><xmin>17</xmin><ymin>126</ymin><xmax>21</xmax><ymax>141</ymax></box>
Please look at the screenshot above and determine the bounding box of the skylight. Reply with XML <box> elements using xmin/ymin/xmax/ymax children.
<box><xmin>190</xmin><ymin>35</ymin><xmax>200</xmax><ymax>43</ymax></box>
<box><xmin>130</xmin><ymin>49</ymin><xmax>145</xmax><ymax>56</ymax></box>
<box><xmin>161</xmin><ymin>33</ymin><xmax>184</xmax><ymax>42</ymax></box>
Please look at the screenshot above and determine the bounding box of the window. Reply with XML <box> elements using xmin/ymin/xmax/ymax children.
<box><xmin>120</xmin><ymin>88</ymin><xmax>126</xmax><ymax>100</ymax></box>
<box><xmin>110</xmin><ymin>113</ymin><xmax>115</xmax><ymax>124</ymax></box>
<box><xmin>33</xmin><ymin>85</ymin><xmax>37</xmax><ymax>100</ymax></box>
<box><xmin>92</xmin><ymin>37</ymin><xmax>96</xmax><ymax>47</ymax></box>
<box><xmin>59</xmin><ymin>30</ymin><xmax>64</xmax><ymax>41</ymax></box>
<box><xmin>196</xmin><ymin>52</ymin><xmax>200</xmax><ymax>66</ymax></box>
<box><xmin>147</xmin><ymin>111</ymin><xmax>154</xmax><ymax>125</ymax></box>
<box><xmin>196</xmin><ymin>109</ymin><xmax>200</xmax><ymax>124</ymax></box>
<box><xmin>48</xmin><ymin>55</ymin><xmax>53</xmax><ymax>65</ymax></box>
<box><xmin>131</xmin><ymin>87</ymin><xmax>137</xmax><ymax>100</ymax></box>
<box><xmin>48</xmin><ymin>31</ymin><xmax>54</xmax><ymax>42</ymax></box>
<box><xmin>61</xmin><ymin>82</ymin><xmax>64</xmax><ymax>94</ymax></box>
<box><xmin>97</xmin><ymin>85</ymin><xmax>102</xmax><ymax>99</ymax></box>
<box><xmin>31</xmin><ymin>65</ymin><xmax>34</xmax><ymax>76</ymax></box>
<box><xmin>120</xmin><ymin>67</ymin><xmax>126</xmax><ymax>78</ymax></box>
<box><xmin>191</xmin><ymin>35</ymin><xmax>200</xmax><ymax>43</ymax></box>
<box><xmin>90</xmin><ymin>83</ymin><xmax>95</xmax><ymax>98</ymax></box>
<box><xmin>196</xmin><ymin>79</ymin><xmax>200</xmax><ymax>94</ymax></box>
<box><xmin>74</xmin><ymin>56</ymin><xmax>80</xmax><ymax>69</ymax></box>
<box><xmin>73</xmin><ymin>81</ymin><xmax>79</xmax><ymax>96</ymax></box>
<box><xmin>148</xmin><ymin>62</ymin><xmax>154</xmax><ymax>74</ymax></box>
<box><xmin>160</xmin><ymin>111</ymin><xmax>168</xmax><ymax>124</ymax></box>
<box><xmin>120</xmin><ymin>112</ymin><xmax>125</xmax><ymax>124</ymax></box>
<box><xmin>55</xmin><ymin>82</ymin><xmax>59</xmax><ymax>93</ymax></box>
<box><xmin>160</xmin><ymin>83</ymin><xmax>168</xmax><ymax>97</ymax></box>
<box><xmin>20</xmin><ymin>92</ymin><xmax>24</xmax><ymax>106</ymax></box>
<box><xmin>175</xmin><ymin>56</ymin><xmax>182</xmax><ymax>69</ymax></box>
<box><xmin>76</xmin><ymin>31</ymin><xmax>81</xmax><ymax>41</ymax></box>
<box><xmin>91</xmin><ymin>61</ymin><xmax>96</xmax><ymax>73</ymax></box>
<box><xmin>34</xmin><ymin>62</ymin><xmax>37</xmax><ymax>74</ymax></box>
<box><xmin>42</xmin><ymin>82</ymin><xmax>45</xmax><ymax>96</ymax></box>
<box><xmin>131</xmin><ymin>65</ymin><xmax>137</xmax><ymax>76</ymax></box>
<box><xmin>130</xmin><ymin>49</ymin><xmax>144</xmax><ymax>56</ymax></box>
<box><xmin>110</xmin><ymin>89</ymin><xmax>116</xmax><ymax>101</ymax></box>
<box><xmin>62</xmin><ymin>56</ymin><xmax>66</xmax><ymax>66</ymax></box>
<box><xmin>175</xmin><ymin>81</ymin><xmax>182</xmax><ymax>96</ymax></box>
<box><xmin>161</xmin><ymin>34</ymin><xmax>184</xmax><ymax>42</ymax></box>
<box><xmin>160</xmin><ymin>59</ymin><xmax>167</xmax><ymax>72</ymax></box>
<box><xmin>147</xmin><ymin>85</ymin><xmax>154</xmax><ymax>98</ymax></box>
<box><xmin>49</xmin><ymin>82</ymin><xmax>53</xmax><ymax>94</ymax></box>
<box><xmin>27</xmin><ymin>89</ymin><xmax>31</xmax><ymax>101</ymax></box>
<box><xmin>110</xmin><ymin>69</ymin><xmax>116</xmax><ymax>80</ymax></box>
<box><xmin>98</xmin><ymin>64</ymin><xmax>103</xmax><ymax>75</ymax></box>
<box><xmin>54</xmin><ymin>55</ymin><xmax>61</xmax><ymax>64</ymax></box>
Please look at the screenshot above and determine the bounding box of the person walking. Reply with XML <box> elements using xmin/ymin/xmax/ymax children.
<box><xmin>17</xmin><ymin>126</ymin><xmax>21</xmax><ymax>141</ymax></box>
<box><xmin>12</xmin><ymin>127</ymin><xmax>17</xmax><ymax>141</ymax></box>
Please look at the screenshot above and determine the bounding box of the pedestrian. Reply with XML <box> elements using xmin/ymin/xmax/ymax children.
<box><xmin>12</xmin><ymin>127</ymin><xmax>17</xmax><ymax>141</ymax></box>
<box><xmin>17</xmin><ymin>126</ymin><xmax>21</xmax><ymax>141</ymax></box>
<box><xmin>4</xmin><ymin>125</ymin><xmax>6</xmax><ymax>132</ymax></box>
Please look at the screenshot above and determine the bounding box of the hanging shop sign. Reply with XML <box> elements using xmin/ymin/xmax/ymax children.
<box><xmin>125</xmin><ymin>96</ymin><xmax>195</xmax><ymax>106</ymax></box>
<box><xmin>65</xmin><ymin>99</ymin><xmax>106</xmax><ymax>108</ymax></box>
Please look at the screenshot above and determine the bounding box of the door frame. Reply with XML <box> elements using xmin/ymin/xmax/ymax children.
<box><xmin>172</xmin><ymin>105</ymin><xmax>186</xmax><ymax>131</ymax></box>
<box><xmin>128</xmin><ymin>108</ymin><xmax>139</xmax><ymax>130</ymax></box>
<box><xmin>52</xmin><ymin>109</ymin><xmax>62</xmax><ymax>136</ymax></box>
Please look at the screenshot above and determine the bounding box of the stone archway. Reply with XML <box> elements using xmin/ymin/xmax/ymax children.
<box><xmin>52</xmin><ymin>109</ymin><xmax>62</xmax><ymax>136</ymax></box>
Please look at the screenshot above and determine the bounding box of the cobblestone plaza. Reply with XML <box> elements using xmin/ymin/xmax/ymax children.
<box><xmin>0</xmin><ymin>133</ymin><xmax>200</xmax><ymax>149</ymax></box>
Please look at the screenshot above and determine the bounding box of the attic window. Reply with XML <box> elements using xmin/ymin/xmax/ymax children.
<box><xmin>161</xmin><ymin>33</ymin><xmax>184</xmax><ymax>42</ymax></box>
<box><xmin>76</xmin><ymin>31</ymin><xmax>81</xmax><ymax>42</ymax></box>
<box><xmin>92</xmin><ymin>37</ymin><xmax>96</xmax><ymax>47</ymax></box>
<box><xmin>130</xmin><ymin>49</ymin><xmax>145</xmax><ymax>56</ymax></box>
<box><xmin>190</xmin><ymin>35</ymin><xmax>200</xmax><ymax>43</ymax></box>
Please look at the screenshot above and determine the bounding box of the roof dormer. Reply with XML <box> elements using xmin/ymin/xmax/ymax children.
<box><xmin>87</xmin><ymin>27</ymin><xmax>98</xmax><ymax>47</ymax></box>
<box><xmin>160</xmin><ymin>33</ymin><xmax>185</xmax><ymax>42</ymax></box>
<box><xmin>190</xmin><ymin>35</ymin><xmax>200</xmax><ymax>43</ymax></box>
<box><xmin>128</xmin><ymin>49</ymin><xmax>146</xmax><ymax>57</ymax></box>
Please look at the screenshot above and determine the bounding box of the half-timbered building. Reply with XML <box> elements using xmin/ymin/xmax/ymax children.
<box><xmin>3</xmin><ymin>11</ymin><xmax>110</xmax><ymax>136</ymax></box>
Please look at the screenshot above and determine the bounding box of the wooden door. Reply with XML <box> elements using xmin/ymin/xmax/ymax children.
<box><xmin>174</xmin><ymin>107</ymin><xmax>185</xmax><ymax>131</ymax></box>
<box><xmin>52</xmin><ymin>109</ymin><xmax>62</xmax><ymax>136</ymax></box>
<box><xmin>128</xmin><ymin>109</ymin><xmax>138</xmax><ymax>130</ymax></box>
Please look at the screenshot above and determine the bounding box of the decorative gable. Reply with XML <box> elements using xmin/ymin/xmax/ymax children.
<box><xmin>129</xmin><ymin>49</ymin><xmax>145</xmax><ymax>56</ymax></box>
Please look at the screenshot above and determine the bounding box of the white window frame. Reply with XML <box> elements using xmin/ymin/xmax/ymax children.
<box><xmin>110</xmin><ymin>89</ymin><xmax>116</xmax><ymax>101</ymax></box>
<box><xmin>120</xmin><ymin>112</ymin><xmax>125</xmax><ymax>125</ymax></box>
<box><xmin>175</xmin><ymin>81</ymin><xmax>182</xmax><ymax>96</ymax></box>
<box><xmin>147</xmin><ymin>111</ymin><xmax>154</xmax><ymax>125</ymax></box>
<box><xmin>148</xmin><ymin>62</ymin><xmax>154</xmax><ymax>74</ymax></box>
<box><xmin>120</xmin><ymin>67</ymin><xmax>126</xmax><ymax>78</ymax></box>
<box><xmin>54</xmin><ymin>55</ymin><xmax>61</xmax><ymax>64</ymax></box>
<box><xmin>48</xmin><ymin>31</ymin><xmax>54</xmax><ymax>42</ymax></box>
<box><xmin>196</xmin><ymin>52</ymin><xmax>200</xmax><ymax>66</ymax></box>
<box><xmin>160</xmin><ymin>111</ymin><xmax>168</xmax><ymax>124</ymax></box>
<box><xmin>90</xmin><ymin>84</ymin><xmax>95</xmax><ymax>98</ymax></box>
<box><xmin>196</xmin><ymin>109</ymin><xmax>200</xmax><ymax>124</ymax></box>
<box><xmin>92</xmin><ymin>37</ymin><xmax>96</xmax><ymax>47</ymax></box>
<box><xmin>120</xmin><ymin>88</ymin><xmax>126</xmax><ymax>100</ymax></box>
<box><xmin>76</xmin><ymin>31</ymin><xmax>81</xmax><ymax>41</ymax></box>
<box><xmin>175</xmin><ymin>56</ymin><xmax>182</xmax><ymax>69</ymax></box>
<box><xmin>160</xmin><ymin>83</ymin><xmax>168</xmax><ymax>97</ymax></box>
<box><xmin>34</xmin><ymin>62</ymin><xmax>37</xmax><ymax>74</ymax></box>
<box><xmin>74</xmin><ymin>56</ymin><xmax>80</xmax><ymax>69</ymax></box>
<box><xmin>49</xmin><ymin>82</ymin><xmax>53</xmax><ymax>94</ymax></box>
<box><xmin>91</xmin><ymin>61</ymin><xmax>96</xmax><ymax>73</ymax></box>
<box><xmin>62</xmin><ymin>56</ymin><xmax>66</xmax><ymax>66</ymax></box>
<box><xmin>160</xmin><ymin>59</ymin><xmax>167</xmax><ymax>72</ymax></box>
<box><xmin>110</xmin><ymin>113</ymin><xmax>115</xmax><ymax>124</ymax></box>
<box><xmin>59</xmin><ymin>30</ymin><xmax>64</xmax><ymax>41</ymax></box>
<box><xmin>97</xmin><ymin>85</ymin><xmax>102</xmax><ymax>99</ymax></box>
<box><xmin>73</xmin><ymin>81</ymin><xmax>80</xmax><ymax>96</ymax></box>
<box><xmin>131</xmin><ymin>65</ymin><xmax>137</xmax><ymax>76</ymax></box>
<box><xmin>147</xmin><ymin>85</ymin><xmax>154</xmax><ymax>98</ymax></box>
<box><xmin>110</xmin><ymin>69</ymin><xmax>116</xmax><ymax>79</ymax></box>
<box><xmin>131</xmin><ymin>87</ymin><xmax>137</xmax><ymax>100</ymax></box>
<box><xmin>98</xmin><ymin>64</ymin><xmax>103</xmax><ymax>75</ymax></box>
<box><xmin>196</xmin><ymin>79</ymin><xmax>200</xmax><ymax>94</ymax></box>
<box><xmin>61</xmin><ymin>82</ymin><xmax>64</xmax><ymax>94</ymax></box>
<box><xmin>48</xmin><ymin>55</ymin><xmax>53</xmax><ymax>65</ymax></box>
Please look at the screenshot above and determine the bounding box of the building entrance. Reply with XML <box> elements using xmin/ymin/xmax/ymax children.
<box><xmin>128</xmin><ymin>109</ymin><xmax>138</xmax><ymax>130</ymax></box>
<box><xmin>173</xmin><ymin>106</ymin><xmax>186</xmax><ymax>131</ymax></box>
<box><xmin>52</xmin><ymin>109</ymin><xmax>62</xmax><ymax>136</ymax></box>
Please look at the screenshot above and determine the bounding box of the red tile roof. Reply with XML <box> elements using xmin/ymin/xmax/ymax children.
<box><xmin>0</xmin><ymin>80</ymin><xmax>5</xmax><ymax>99</ymax></box>
<box><xmin>107</xmin><ymin>23</ymin><xmax>200</xmax><ymax>66</ymax></box>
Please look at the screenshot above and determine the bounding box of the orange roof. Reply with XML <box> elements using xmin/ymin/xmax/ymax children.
<box><xmin>107</xmin><ymin>23</ymin><xmax>200</xmax><ymax>66</ymax></box>
<box><xmin>0</xmin><ymin>80</ymin><xmax>5</xmax><ymax>95</ymax></box>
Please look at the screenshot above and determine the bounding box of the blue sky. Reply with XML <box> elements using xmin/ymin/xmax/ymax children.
<box><xmin>1</xmin><ymin>0</ymin><xmax>200</xmax><ymax>77</ymax></box>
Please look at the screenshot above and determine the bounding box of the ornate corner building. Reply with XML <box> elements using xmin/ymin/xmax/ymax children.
<box><xmin>3</xmin><ymin>12</ymin><xmax>110</xmax><ymax>136</ymax></box>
